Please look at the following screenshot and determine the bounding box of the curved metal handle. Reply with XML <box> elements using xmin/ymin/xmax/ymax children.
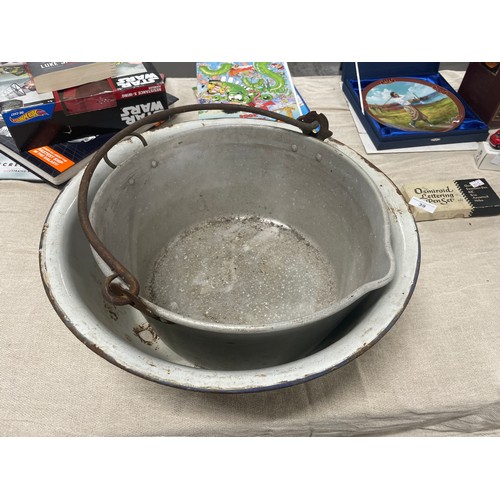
<box><xmin>77</xmin><ymin>103</ymin><xmax>333</xmax><ymax>309</ymax></box>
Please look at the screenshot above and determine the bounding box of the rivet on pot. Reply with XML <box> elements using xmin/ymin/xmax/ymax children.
<box><xmin>291</xmin><ymin>144</ymin><xmax>298</xmax><ymax>152</ymax></box>
<box><xmin>316</xmin><ymin>153</ymin><xmax>322</xmax><ymax>162</ymax></box>
<box><xmin>129</xmin><ymin>178</ymin><xmax>135</xmax><ymax>185</ymax></box>
<box><xmin>151</xmin><ymin>160</ymin><xmax>158</xmax><ymax>168</ymax></box>
<box><xmin>133</xmin><ymin>322</ymin><xmax>158</xmax><ymax>345</ymax></box>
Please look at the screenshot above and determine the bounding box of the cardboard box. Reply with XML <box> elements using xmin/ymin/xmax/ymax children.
<box><xmin>474</xmin><ymin>140</ymin><xmax>500</xmax><ymax>171</ymax></box>
<box><xmin>0</xmin><ymin>62</ymin><xmax>169</xmax><ymax>151</ymax></box>
<box><xmin>401</xmin><ymin>178</ymin><xmax>500</xmax><ymax>221</ymax></box>
<box><xmin>458</xmin><ymin>63</ymin><xmax>500</xmax><ymax>128</ymax></box>
<box><xmin>341</xmin><ymin>63</ymin><xmax>489</xmax><ymax>150</ymax></box>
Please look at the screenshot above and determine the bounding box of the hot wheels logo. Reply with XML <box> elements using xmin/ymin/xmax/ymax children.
<box><xmin>10</xmin><ymin>109</ymin><xmax>49</xmax><ymax>123</ymax></box>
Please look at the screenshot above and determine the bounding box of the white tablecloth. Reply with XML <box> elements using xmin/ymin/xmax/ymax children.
<box><xmin>1</xmin><ymin>71</ymin><xmax>499</xmax><ymax>436</ymax></box>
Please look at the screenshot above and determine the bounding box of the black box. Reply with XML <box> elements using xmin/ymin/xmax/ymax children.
<box><xmin>458</xmin><ymin>62</ymin><xmax>500</xmax><ymax>128</ymax></box>
<box><xmin>341</xmin><ymin>62</ymin><xmax>489</xmax><ymax>150</ymax></box>
<box><xmin>0</xmin><ymin>62</ymin><xmax>169</xmax><ymax>151</ymax></box>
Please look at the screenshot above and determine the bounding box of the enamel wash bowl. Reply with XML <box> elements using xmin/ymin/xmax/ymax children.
<box><xmin>40</xmin><ymin>116</ymin><xmax>420</xmax><ymax>392</ymax></box>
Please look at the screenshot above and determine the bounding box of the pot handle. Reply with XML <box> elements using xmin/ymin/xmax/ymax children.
<box><xmin>77</xmin><ymin>103</ymin><xmax>333</xmax><ymax>314</ymax></box>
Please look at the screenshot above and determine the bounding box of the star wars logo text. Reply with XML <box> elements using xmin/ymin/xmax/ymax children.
<box><xmin>115</xmin><ymin>73</ymin><xmax>160</xmax><ymax>89</ymax></box>
<box><xmin>120</xmin><ymin>101</ymin><xmax>165</xmax><ymax>124</ymax></box>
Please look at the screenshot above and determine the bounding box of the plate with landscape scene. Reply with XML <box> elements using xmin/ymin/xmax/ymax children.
<box><xmin>362</xmin><ymin>77</ymin><xmax>465</xmax><ymax>133</ymax></box>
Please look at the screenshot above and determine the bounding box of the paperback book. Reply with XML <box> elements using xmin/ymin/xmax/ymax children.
<box><xmin>0</xmin><ymin>150</ymin><xmax>41</xmax><ymax>181</ymax></box>
<box><xmin>25</xmin><ymin>62</ymin><xmax>117</xmax><ymax>93</ymax></box>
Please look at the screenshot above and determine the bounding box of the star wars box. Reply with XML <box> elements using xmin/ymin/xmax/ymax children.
<box><xmin>0</xmin><ymin>62</ymin><xmax>170</xmax><ymax>151</ymax></box>
<box><xmin>341</xmin><ymin>63</ymin><xmax>489</xmax><ymax>150</ymax></box>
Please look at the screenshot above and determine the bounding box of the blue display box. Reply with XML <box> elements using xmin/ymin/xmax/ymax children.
<box><xmin>341</xmin><ymin>62</ymin><xmax>489</xmax><ymax>150</ymax></box>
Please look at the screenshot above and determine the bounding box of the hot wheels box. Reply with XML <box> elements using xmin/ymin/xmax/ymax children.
<box><xmin>0</xmin><ymin>62</ymin><xmax>169</xmax><ymax>151</ymax></box>
<box><xmin>341</xmin><ymin>62</ymin><xmax>489</xmax><ymax>150</ymax></box>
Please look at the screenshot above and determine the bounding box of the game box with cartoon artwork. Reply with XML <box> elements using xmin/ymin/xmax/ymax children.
<box><xmin>0</xmin><ymin>62</ymin><xmax>172</xmax><ymax>151</ymax></box>
<box><xmin>341</xmin><ymin>62</ymin><xmax>489</xmax><ymax>150</ymax></box>
<box><xmin>195</xmin><ymin>62</ymin><xmax>304</xmax><ymax>120</ymax></box>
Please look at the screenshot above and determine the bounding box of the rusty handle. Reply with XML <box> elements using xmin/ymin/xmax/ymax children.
<box><xmin>77</xmin><ymin>103</ymin><xmax>333</xmax><ymax>309</ymax></box>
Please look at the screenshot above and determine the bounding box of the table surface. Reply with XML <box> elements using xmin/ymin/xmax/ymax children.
<box><xmin>1</xmin><ymin>71</ymin><xmax>499</xmax><ymax>437</ymax></box>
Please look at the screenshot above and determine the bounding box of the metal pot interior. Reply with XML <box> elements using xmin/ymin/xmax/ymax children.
<box><xmin>89</xmin><ymin>122</ymin><xmax>395</xmax><ymax>329</ymax></box>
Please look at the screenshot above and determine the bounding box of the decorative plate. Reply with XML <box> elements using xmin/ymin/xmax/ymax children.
<box><xmin>362</xmin><ymin>77</ymin><xmax>465</xmax><ymax>133</ymax></box>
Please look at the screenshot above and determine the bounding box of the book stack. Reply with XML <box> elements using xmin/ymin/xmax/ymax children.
<box><xmin>194</xmin><ymin>62</ymin><xmax>309</xmax><ymax>120</ymax></box>
<box><xmin>0</xmin><ymin>62</ymin><xmax>177</xmax><ymax>185</ymax></box>
<box><xmin>0</xmin><ymin>129</ymin><xmax>116</xmax><ymax>185</ymax></box>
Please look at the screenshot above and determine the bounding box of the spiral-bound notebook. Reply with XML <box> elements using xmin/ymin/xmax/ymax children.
<box><xmin>401</xmin><ymin>178</ymin><xmax>500</xmax><ymax>221</ymax></box>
